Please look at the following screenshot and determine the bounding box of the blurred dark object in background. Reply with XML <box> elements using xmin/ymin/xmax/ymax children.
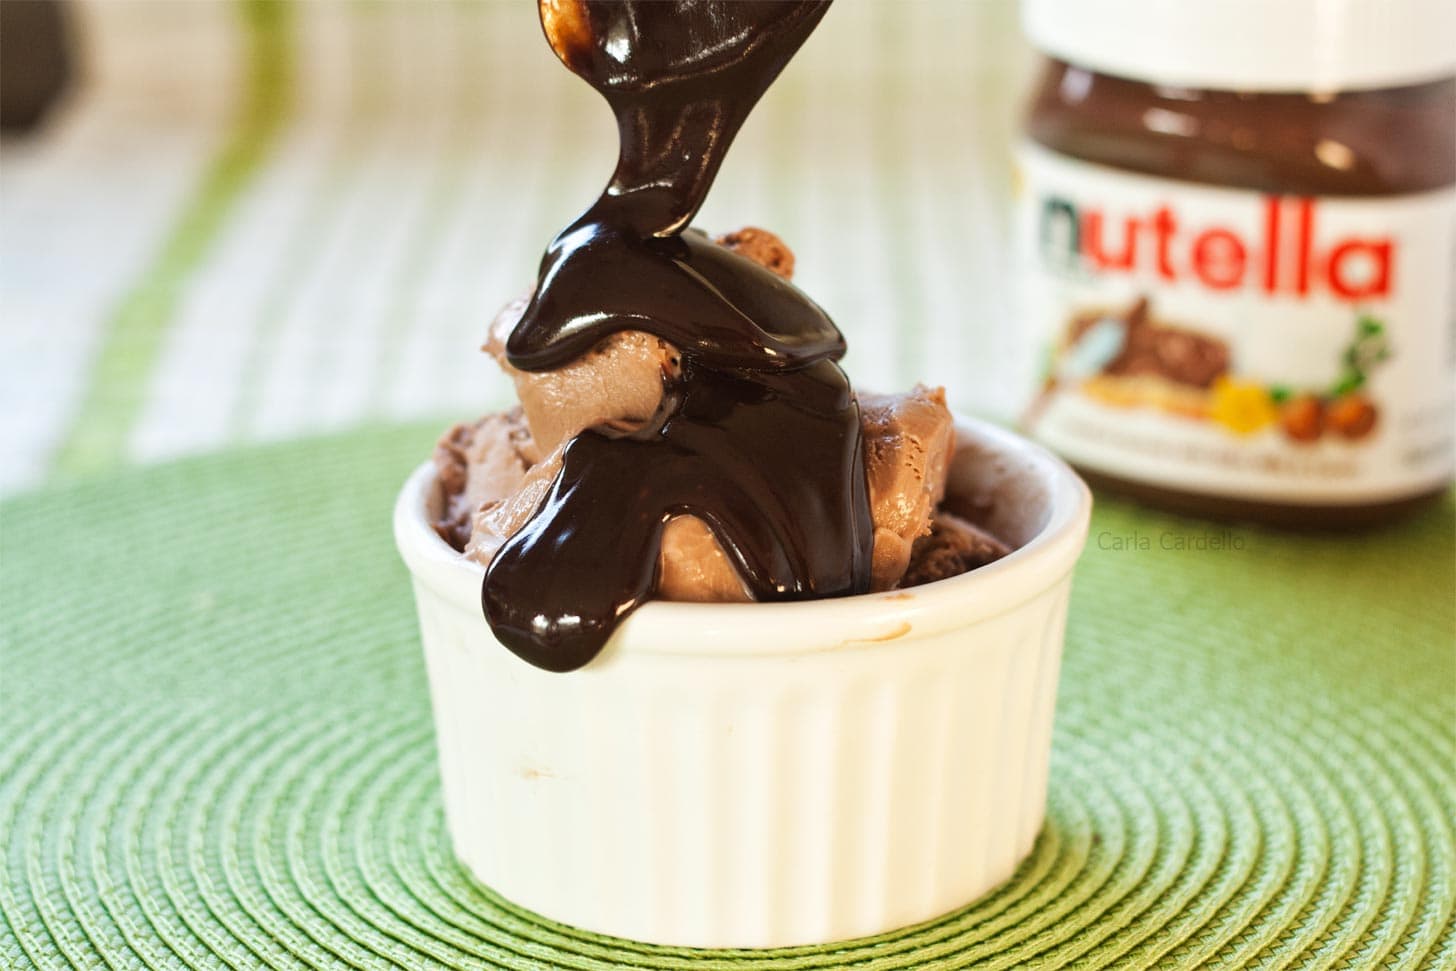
<box><xmin>1</xmin><ymin>0</ymin><xmax>73</xmax><ymax>133</ymax></box>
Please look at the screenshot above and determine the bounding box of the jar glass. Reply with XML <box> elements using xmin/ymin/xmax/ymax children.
<box><xmin>1016</xmin><ymin>58</ymin><xmax>1456</xmax><ymax>527</ymax></box>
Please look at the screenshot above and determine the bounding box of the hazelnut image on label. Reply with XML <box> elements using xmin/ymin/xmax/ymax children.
<box><xmin>1326</xmin><ymin>395</ymin><xmax>1378</xmax><ymax>440</ymax></box>
<box><xmin>1280</xmin><ymin>394</ymin><xmax>1325</xmax><ymax>444</ymax></box>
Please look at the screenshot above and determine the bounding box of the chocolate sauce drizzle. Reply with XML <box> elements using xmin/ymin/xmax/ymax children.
<box><xmin>483</xmin><ymin>0</ymin><xmax>871</xmax><ymax>672</ymax></box>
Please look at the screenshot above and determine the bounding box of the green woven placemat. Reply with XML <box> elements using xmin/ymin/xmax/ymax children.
<box><xmin>2</xmin><ymin>425</ymin><xmax>1453</xmax><ymax>969</ymax></box>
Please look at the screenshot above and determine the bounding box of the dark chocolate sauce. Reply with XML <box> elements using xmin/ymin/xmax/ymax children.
<box><xmin>1027</xmin><ymin>61</ymin><xmax>1456</xmax><ymax>196</ymax></box>
<box><xmin>481</xmin><ymin>0</ymin><xmax>872</xmax><ymax>672</ymax></box>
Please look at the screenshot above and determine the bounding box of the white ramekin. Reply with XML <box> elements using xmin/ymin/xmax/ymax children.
<box><xmin>394</xmin><ymin>415</ymin><xmax>1091</xmax><ymax>949</ymax></box>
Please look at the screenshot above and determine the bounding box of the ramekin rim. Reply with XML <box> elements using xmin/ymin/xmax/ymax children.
<box><xmin>394</xmin><ymin>413</ymin><xmax>1092</xmax><ymax>659</ymax></box>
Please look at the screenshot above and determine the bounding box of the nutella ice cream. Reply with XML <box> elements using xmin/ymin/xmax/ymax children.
<box><xmin>395</xmin><ymin>0</ymin><xmax>1091</xmax><ymax>948</ymax></box>
<box><xmin>424</xmin><ymin>0</ymin><xmax>1020</xmax><ymax>672</ymax></box>
<box><xmin>433</xmin><ymin>228</ymin><xmax>1008</xmax><ymax>613</ymax></box>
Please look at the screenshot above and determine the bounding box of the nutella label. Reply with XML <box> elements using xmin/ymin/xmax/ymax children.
<box><xmin>1015</xmin><ymin>143</ymin><xmax>1456</xmax><ymax>504</ymax></box>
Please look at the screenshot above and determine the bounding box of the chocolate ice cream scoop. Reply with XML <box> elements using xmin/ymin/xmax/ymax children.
<box><xmin>483</xmin><ymin>227</ymin><xmax>799</xmax><ymax>456</ymax></box>
<box><xmin>861</xmin><ymin>387</ymin><xmax>957</xmax><ymax>590</ymax></box>
<box><xmin>485</xmin><ymin>297</ymin><xmax>680</xmax><ymax>455</ymax></box>
<box><xmin>455</xmin><ymin>229</ymin><xmax>964</xmax><ymax>600</ymax></box>
<box><xmin>901</xmin><ymin>513</ymin><xmax>1012</xmax><ymax>588</ymax></box>
<box><xmin>438</xmin><ymin>317</ymin><xmax>969</xmax><ymax>600</ymax></box>
<box><xmin>432</xmin><ymin>410</ymin><xmax>537</xmax><ymax>551</ymax></box>
<box><xmin>436</xmin><ymin>385</ymin><xmax>966</xmax><ymax>600</ymax></box>
<box><xmin>449</xmin><ymin>435</ymin><xmax>756</xmax><ymax>602</ymax></box>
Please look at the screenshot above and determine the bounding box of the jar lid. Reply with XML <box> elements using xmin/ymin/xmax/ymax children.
<box><xmin>1023</xmin><ymin>0</ymin><xmax>1456</xmax><ymax>92</ymax></box>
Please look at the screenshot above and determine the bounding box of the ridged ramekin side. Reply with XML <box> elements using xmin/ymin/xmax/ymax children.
<box><xmin>410</xmin><ymin>572</ymin><xmax>1075</xmax><ymax>948</ymax></box>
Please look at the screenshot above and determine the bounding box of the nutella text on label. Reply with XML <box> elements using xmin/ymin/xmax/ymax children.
<box><xmin>1038</xmin><ymin>196</ymin><xmax>1394</xmax><ymax>300</ymax></box>
<box><xmin>1016</xmin><ymin>143</ymin><xmax>1456</xmax><ymax>507</ymax></box>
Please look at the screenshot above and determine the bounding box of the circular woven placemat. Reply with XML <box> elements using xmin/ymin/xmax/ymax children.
<box><xmin>2</xmin><ymin>425</ymin><xmax>1453</xmax><ymax>969</ymax></box>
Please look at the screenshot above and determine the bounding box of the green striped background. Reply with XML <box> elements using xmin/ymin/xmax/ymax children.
<box><xmin>2</xmin><ymin>426</ymin><xmax>1452</xmax><ymax>968</ymax></box>
<box><xmin>4</xmin><ymin>0</ymin><xmax>1030</xmax><ymax>495</ymax></box>
<box><xmin>7</xmin><ymin>5</ymin><xmax>1451</xmax><ymax>969</ymax></box>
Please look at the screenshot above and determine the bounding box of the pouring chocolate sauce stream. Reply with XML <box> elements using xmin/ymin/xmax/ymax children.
<box><xmin>482</xmin><ymin>0</ymin><xmax>872</xmax><ymax>672</ymax></box>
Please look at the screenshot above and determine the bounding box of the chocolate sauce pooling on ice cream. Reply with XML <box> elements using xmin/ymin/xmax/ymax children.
<box><xmin>482</xmin><ymin>0</ymin><xmax>872</xmax><ymax>672</ymax></box>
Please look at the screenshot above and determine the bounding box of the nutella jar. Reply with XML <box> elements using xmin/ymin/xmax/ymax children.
<box><xmin>1015</xmin><ymin>0</ymin><xmax>1456</xmax><ymax>526</ymax></box>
